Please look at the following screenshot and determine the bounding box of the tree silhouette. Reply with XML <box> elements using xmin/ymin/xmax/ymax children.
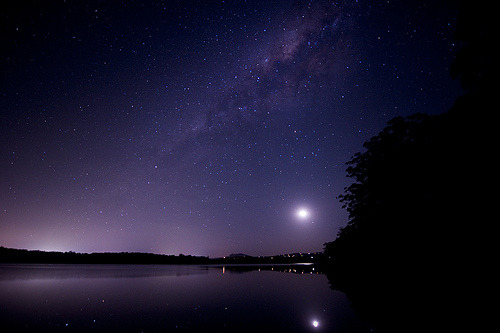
<box><xmin>323</xmin><ymin>1</ymin><xmax>496</xmax><ymax>332</ymax></box>
<box><xmin>324</xmin><ymin>112</ymin><xmax>470</xmax><ymax>332</ymax></box>
<box><xmin>450</xmin><ymin>0</ymin><xmax>497</xmax><ymax>92</ymax></box>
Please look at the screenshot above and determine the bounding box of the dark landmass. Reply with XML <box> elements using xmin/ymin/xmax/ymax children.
<box><xmin>213</xmin><ymin>263</ymin><xmax>321</xmax><ymax>275</ymax></box>
<box><xmin>322</xmin><ymin>1</ymin><xmax>495</xmax><ymax>332</ymax></box>
<box><xmin>0</xmin><ymin>246</ymin><xmax>322</xmax><ymax>265</ymax></box>
<box><xmin>0</xmin><ymin>246</ymin><xmax>210</xmax><ymax>265</ymax></box>
<box><xmin>212</xmin><ymin>251</ymin><xmax>322</xmax><ymax>265</ymax></box>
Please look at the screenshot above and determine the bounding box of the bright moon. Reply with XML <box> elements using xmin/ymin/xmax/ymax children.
<box><xmin>312</xmin><ymin>320</ymin><xmax>319</xmax><ymax>328</ymax></box>
<box><xmin>297</xmin><ymin>208</ymin><xmax>309</xmax><ymax>219</ymax></box>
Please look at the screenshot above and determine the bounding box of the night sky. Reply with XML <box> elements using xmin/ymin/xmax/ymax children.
<box><xmin>1</xmin><ymin>0</ymin><xmax>463</xmax><ymax>257</ymax></box>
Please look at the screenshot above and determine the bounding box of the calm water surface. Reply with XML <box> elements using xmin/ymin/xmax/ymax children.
<box><xmin>0</xmin><ymin>264</ymin><xmax>368</xmax><ymax>332</ymax></box>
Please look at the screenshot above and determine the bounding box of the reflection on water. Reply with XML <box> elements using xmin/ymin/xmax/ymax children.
<box><xmin>0</xmin><ymin>264</ymin><xmax>209</xmax><ymax>280</ymax></box>
<box><xmin>0</xmin><ymin>264</ymin><xmax>368</xmax><ymax>332</ymax></box>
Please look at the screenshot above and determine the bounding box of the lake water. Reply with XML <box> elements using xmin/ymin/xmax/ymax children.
<box><xmin>0</xmin><ymin>264</ymin><xmax>368</xmax><ymax>332</ymax></box>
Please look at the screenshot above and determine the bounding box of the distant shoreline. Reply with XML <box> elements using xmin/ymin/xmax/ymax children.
<box><xmin>0</xmin><ymin>246</ymin><xmax>323</xmax><ymax>265</ymax></box>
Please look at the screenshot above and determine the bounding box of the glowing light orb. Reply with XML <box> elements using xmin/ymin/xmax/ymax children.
<box><xmin>297</xmin><ymin>208</ymin><xmax>309</xmax><ymax>219</ymax></box>
<box><xmin>312</xmin><ymin>320</ymin><xmax>319</xmax><ymax>328</ymax></box>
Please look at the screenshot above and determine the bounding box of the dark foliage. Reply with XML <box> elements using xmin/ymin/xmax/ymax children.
<box><xmin>324</xmin><ymin>111</ymin><xmax>474</xmax><ymax>332</ymax></box>
<box><xmin>0</xmin><ymin>246</ymin><xmax>210</xmax><ymax>265</ymax></box>
<box><xmin>323</xmin><ymin>1</ymin><xmax>495</xmax><ymax>331</ymax></box>
<box><xmin>450</xmin><ymin>0</ymin><xmax>498</xmax><ymax>92</ymax></box>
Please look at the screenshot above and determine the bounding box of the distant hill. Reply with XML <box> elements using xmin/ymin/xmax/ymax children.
<box><xmin>228</xmin><ymin>253</ymin><xmax>250</xmax><ymax>258</ymax></box>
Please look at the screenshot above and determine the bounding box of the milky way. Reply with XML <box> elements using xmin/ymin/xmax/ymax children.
<box><xmin>0</xmin><ymin>0</ymin><xmax>462</xmax><ymax>257</ymax></box>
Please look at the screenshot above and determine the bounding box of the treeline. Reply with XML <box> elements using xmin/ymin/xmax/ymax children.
<box><xmin>322</xmin><ymin>1</ymin><xmax>495</xmax><ymax>332</ymax></box>
<box><xmin>0</xmin><ymin>246</ymin><xmax>210</xmax><ymax>265</ymax></box>
<box><xmin>0</xmin><ymin>247</ymin><xmax>323</xmax><ymax>265</ymax></box>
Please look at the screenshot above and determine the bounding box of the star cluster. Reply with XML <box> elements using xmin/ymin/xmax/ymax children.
<box><xmin>0</xmin><ymin>0</ymin><xmax>462</xmax><ymax>257</ymax></box>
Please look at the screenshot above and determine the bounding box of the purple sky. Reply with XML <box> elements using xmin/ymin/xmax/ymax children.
<box><xmin>0</xmin><ymin>0</ymin><xmax>463</xmax><ymax>257</ymax></box>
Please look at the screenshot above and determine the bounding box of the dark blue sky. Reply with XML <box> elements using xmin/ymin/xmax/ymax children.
<box><xmin>0</xmin><ymin>0</ymin><xmax>463</xmax><ymax>257</ymax></box>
